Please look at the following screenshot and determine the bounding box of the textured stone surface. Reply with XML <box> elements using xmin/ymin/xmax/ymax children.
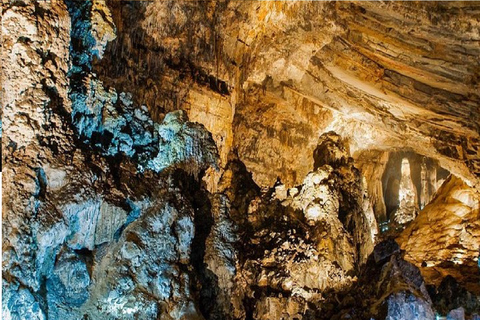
<box><xmin>2</xmin><ymin>1</ymin><xmax>480</xmax><ymax>319</ymax></box>
<box><xmin>91</xmin><ymin>1</ymin><xmax>480</xmax><ymax>188</ymax></box>
<box><xmin>385</xmin><ymin>292</ymin><xmax>435</xmax><ymax>320</ymax></box>
<box><xmin>397</xmin><ymin>175</ymin><xmax>480</xmax><ymax>293</ymax></box>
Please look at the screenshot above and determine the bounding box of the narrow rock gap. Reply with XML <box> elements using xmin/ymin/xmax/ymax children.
<box><xmin>171</xmin><ymin>169</ymin><xmax>227</xmax><ymax>320</ymax></box>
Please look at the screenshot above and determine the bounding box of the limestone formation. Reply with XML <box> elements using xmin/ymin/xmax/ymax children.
<box><xmin>2</xmin><ymin>1</ymin><xmax>480</xmax><ymax>320</ymax></box>
<box><xmin>397</xmin><ymin>175</ymin><xmax>480</xmax><ymax>293</ymax></box>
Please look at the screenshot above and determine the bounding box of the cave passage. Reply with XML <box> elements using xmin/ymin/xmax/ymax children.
<box><xmin>380</xmin><ymin>151</ymin><xmax>450</xmax><ymax>228</ymax></box>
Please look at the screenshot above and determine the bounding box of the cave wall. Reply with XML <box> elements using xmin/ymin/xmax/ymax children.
<box><xmin>381</xmin><ymin>151</ymin><xmax>448</xmax><ymax>222</ymax></box>
<box><xmin>2</xmin><ymin>1</ymin><xmax>480</xmax><ymax>319</ymax></box>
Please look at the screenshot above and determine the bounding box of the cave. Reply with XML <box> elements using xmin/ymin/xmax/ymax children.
<box><xmin>379</xmin><ymin>151</ymin><xmax>452</xmax><ymax>228</ymax></box>
<box><xmin>2</xmin><ymin>1</ymin><xmax>480</xmax><ymax>320</ymax></box>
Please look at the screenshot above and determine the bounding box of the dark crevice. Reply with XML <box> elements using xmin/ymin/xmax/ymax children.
<box><xmin>243</xmin><ymin>297</ymin><xmax>255</xmax><ymax>320</ymax></box>
<box><xmin>74</xmin><ymin>248</ymin><xmax>94</xmax><ymax>279</ymax></box>
<box><xmin>164</xmin><ymin>57</ymin><xmax>230</xmax><ymax>96</ymax></box>
<box><xmin>34</xmin><ymin>168</ymin><xmax>47</xmax><ymax>200</ymax></box>
<box><xmin>170</xmin><ymin>169</ymin><xmax>228</xmax><ymax>320</ymax></box>
<box><xmin>33</xmin><ymin>276</ymin><xmax>49</xmax><ymax>318</ymax></box>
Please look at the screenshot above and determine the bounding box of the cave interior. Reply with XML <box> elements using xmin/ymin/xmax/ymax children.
<box><xmin>1</xmin><ymin>1</ymin><xmax>480</xmax><ymax>320</ymax></box>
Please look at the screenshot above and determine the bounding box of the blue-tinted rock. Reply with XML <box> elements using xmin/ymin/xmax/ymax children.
<box><xmin>147</xmin><ymin>110</ymin><xmax>218</xmax><ymax>174</ymax></box>
<box><xmin>386</xmin><ymin>292</ymin><xmax>435</xmax><ymax>320</ymax></box>
<box><xmin>3</xmin><ymin>286</ymin><xmax>45</xmax><ymax>320</ymax></box>
<box><xmin>47</xmin><ymin>250</ymin><xmax>90</xmax><ymax>307</ymax></box>
<box><xmin>447</xmin><ymin>307</ymin><xmax>465</xmax><ymax>320</ymax></box>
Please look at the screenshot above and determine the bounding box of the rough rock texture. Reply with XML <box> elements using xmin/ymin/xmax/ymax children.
<box><xmin>2</xmin><ymin>1</ymin><xmax>480</xmax><ymax>320</ymax></box>
<box><xmin>200</xmin><ymin>137</ymin><xmax>376</xmax><ymax>320</ymax></box>
<box><xmin>297</xmin><ymin>240</ymin><xmax>437</xmax><ymax>320</ymax></box>
<box><xmin>2</xmin><ymin>1</ymin><xmax>217</xmax><ymax>319</ymax></box>
<box><xmin>397</xmin><ymin>175</ymin><xmax>480</xmax><ymax>293</ymax></box>
<box><xmin>90</xmin><ymin>1</ymin><xmax>480</xmax><ymax>188</ymax></box>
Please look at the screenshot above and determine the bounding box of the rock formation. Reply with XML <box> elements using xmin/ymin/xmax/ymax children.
<box><xmin>2</xmin><ymin>1</ymin><xmax>480</xmax><ymax>319</ymax></box>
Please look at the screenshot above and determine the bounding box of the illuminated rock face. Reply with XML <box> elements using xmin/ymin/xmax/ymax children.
<box><xmin>397</xmin><ymin>175</ymin><xmax>480</xmax><ymax>294</ymax></box>
<box><xmin>2</xmin><ymin>1</ymin><xmax>480</xmax><ymax>320</ymax></box>
<box><xmin>393</xmin><ymin>158</ymin><xmax>417</xmax><ymax>225</ymax></box>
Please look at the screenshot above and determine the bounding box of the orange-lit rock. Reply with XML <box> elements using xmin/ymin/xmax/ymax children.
<box><xmin>397</xmin><ymin>175</ymin><xmax>480</xmax><ymax>293</ymax></box>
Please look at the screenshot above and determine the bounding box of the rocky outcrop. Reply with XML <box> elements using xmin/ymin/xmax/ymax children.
<box><xmin>2</xmin><ymin>0</ymin><xmax>74</xmax><ymax>300</ymax></box>
<box><xmin>294</xmin><ymin>240</ymin><xmax>437</xmax><ymax>320</ymax></box>
<box><xmin>1</xmin><ymin>1</ymin><xmax>217</xmax><ymax>319</ymax></box>
<box><xmin>397</xmin><ymin>175</ymin><xmax>480</xmax><ymax>294</ymax></box>
<box><xmin>196</xmin><ymin>132</ymin><xmax>378</xmax><ymax>319</ymax></box>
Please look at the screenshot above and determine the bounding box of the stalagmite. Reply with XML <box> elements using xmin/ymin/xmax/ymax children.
<box><xmin>393</xmin><ymin>158</ymin><xmax>417</xmax><ymax>225</ymax></box>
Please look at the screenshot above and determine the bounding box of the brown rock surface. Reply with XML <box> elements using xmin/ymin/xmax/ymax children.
<box><xmin>94</xmin><ymin>1</ymin><xmax>480</xmax><ymax>187</ymax></box>
<box><xmin>2</xmin><ymin>1</ymin><xmax>480</xmax><ymax>319</ymax></box>
<box><xmin>397</xmin><ymin>175</ymin><xmax>480</xmax><ymax>293</ymax></box>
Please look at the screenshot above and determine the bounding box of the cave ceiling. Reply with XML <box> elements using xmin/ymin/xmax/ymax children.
<box><xmin>93</xmin><ymin>0</ymin><xmax>480</xmax><ymax>187</ymax></box>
